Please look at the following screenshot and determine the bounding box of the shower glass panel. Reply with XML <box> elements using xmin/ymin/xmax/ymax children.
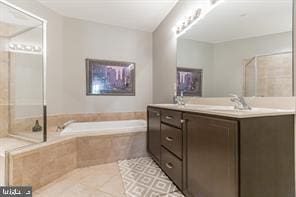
<box><xmin>244</xmin><ymin>57</ymin><xmax>256</xmax><ymax>96</ymax></box>
<box><xmin>9</xmin><ymin>25</ymin><xmax>44</xmax><ymax>141</ymax></box>
<box><xmin>244</xmin><ymin>52</ymin><xmax>293</xmax><ymax>97</ymax></box>
<box><xmin>0</xmin><ymin>1</ymin><xmax>46</xmax><ymax>186</ymax></box>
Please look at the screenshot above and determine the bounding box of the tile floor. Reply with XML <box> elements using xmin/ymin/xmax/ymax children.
<box><xmin>34</xmin><ymin>162</ymin><xmax>125</xmax><ymax>197</ymax></box>
<box><xmin>34</xmin><ymin>157</ymin><xmax>184</xmax><ymax>197</ymax></box>
<box><xmin>118</xmin><ymin>157</ymin><xmax>181</xmax><ymax>197</ymax></box>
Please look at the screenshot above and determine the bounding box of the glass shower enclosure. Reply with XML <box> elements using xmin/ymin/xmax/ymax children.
<box><xmin>0</xmin><ymin>0</ymin><xmax>47</xmax><ymax>185</ymax></box>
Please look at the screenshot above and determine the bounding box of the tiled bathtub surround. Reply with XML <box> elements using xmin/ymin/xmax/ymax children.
<box><xmin>48</xmin><ymin>112</ymin><xmax>146</xmax><ymax>128</ymax></box>
<box><xmin>8</xmin><ymin>111</ymin><xmax>146</xmax><ymax>138</ymax></box>
<box><xmin>9</xmin><ymin>138</ymin><xmax>77</xmax><ymax>190</ymax></box>
<box><xmin>8</xmin><ymin>131</ymin><xmax>147</xmax><ymax>190</ymax></box>
<box><xmin>77</xmin><ymin>132</ymin><xmax>147</xmax><ymax>167</ymax></box>
<box><xmin>0</xmin><ymin>137</ymin><xmax>32</xmax><ymax>156</ymax></box>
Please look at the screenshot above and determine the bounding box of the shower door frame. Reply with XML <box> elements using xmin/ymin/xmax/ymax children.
<box><xmin>0</xmin><ymin>0</ymin><xmax>48</xmax><ymax>186</ymax></box>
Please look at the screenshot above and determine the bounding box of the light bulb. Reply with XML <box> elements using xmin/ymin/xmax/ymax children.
<box><xmin>9</xmin><ymin>43</ymin><xmax>15</xmax><ymax>49</ymax></box>
<box><xmin>193</xmin><ymin>9</ymin><xmax>202</xmax><ymax>20</ymax></box>
<box><xmin>25</xmin><ymin>45</ymin><xmax>32</xmax><ymax>50</ymax></box>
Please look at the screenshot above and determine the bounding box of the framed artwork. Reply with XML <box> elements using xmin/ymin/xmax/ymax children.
<box><xmin>86</xmin><ymin>59</ymin><xmax>135</xmax><ymax>96</ymax></box>
<box><xmin>177</xmin><ymin>67</ymin><xmax>203</xmax><ymax>96</ymax></box>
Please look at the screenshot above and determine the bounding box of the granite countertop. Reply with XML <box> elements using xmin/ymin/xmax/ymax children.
<box><xmin>148</xmin><ymin>104</ymin><xmax>295</xmax><ymax>118</ymax></box>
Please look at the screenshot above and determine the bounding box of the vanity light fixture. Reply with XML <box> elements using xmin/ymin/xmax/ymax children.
<box><xmin>175</xmin><ymin>8</ymin><xmax>202</xmax><ymax>36</ymax></box>
<box><xmin>8</xmin><ymin>43</ymin><xmax>42</xmax><ymax>54</ymax></box>
<box><xmin>174</xmin><ymin>0</ymin><xmax>224</xmax><ymax>37</ymax></box>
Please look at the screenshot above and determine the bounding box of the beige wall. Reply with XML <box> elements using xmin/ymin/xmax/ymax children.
<box><xmin>62</xmin><ymin>17</ymin><xmax>153</xmax><ymax>114</ymax></box>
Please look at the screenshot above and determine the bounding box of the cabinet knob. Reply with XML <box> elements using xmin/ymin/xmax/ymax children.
<box><xmin>151</xmin><ymin>110</ymin><xmax>160</xmax><ymax>116</ymax></box>
<box><xmin>165</xmin><ymin>136</ymin><xmax>174</xmax><ymax>142</ymax></box>
<box><xmin>165</xmin><ymin>116</ymin><xmax>174</xmax><ymax>120</ymax></box>
<box><xmin>165</xmin><ymin>162</ymin><xmax>174</xmax><ymax>169</ymax></box>
<box><xmin>180</xmin><ymin>119</ymin><xmax>185</xmax><ymax>124</ymax></box>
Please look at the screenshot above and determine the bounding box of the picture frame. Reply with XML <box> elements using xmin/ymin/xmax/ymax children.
<box><xmin>177</xmin><ymin>67</ymin><xmax>203</xmax><ymax>96</ymax></box>
<box><xmin>86</xmin><ymin>59</ymin><xmax>136</xmax><ymax>96</ymax></box>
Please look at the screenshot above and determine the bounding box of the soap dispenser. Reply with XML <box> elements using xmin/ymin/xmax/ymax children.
<box><xmin>32</xmin><ymin>120</ymin><xmax>42</xmax><ymax>132</ymax></box>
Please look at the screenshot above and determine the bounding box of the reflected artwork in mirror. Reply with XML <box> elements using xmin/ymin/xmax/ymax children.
<box><xmin>177</xmin><ymin>0</ymin><xmax>293</xmax><ymax>97</ymax></box>
<box><xmin>177</xmin><ymin>67</ymin><xmax>203</xmax><ymax>96</ymax></box>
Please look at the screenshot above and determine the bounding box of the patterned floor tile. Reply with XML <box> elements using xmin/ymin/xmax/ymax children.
<box><xmin>159</xmin><ymin>191</ymin><xmax>185</xmax><ymax>197</ymax></box>
<box><xmin>118</xmin><ymin>157</ymin><xmax>180</xmax><ymax>197</ymax></box>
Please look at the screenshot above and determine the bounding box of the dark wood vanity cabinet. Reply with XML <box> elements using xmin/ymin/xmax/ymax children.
<box><xmin>239</xmin><ymin>116</ymin><xmax>295</xmax><ymax>197</ymax></box>
<box><xmin>147</xmin><ymin>106</ymin><xmax>295</xmax><ymax>197</ymax></box>
<box><xmin>183</xmin><ymin>113</ymin><xmax>238</xmax><ymax>197</ymax></box>
<box><xmin>147</xmin><ymin>108</ymin><xmax>161</xmax><ymax>164</ymax></box>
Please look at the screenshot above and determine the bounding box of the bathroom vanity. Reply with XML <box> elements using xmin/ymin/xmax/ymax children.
<box><xmin>147</xmin><ymin>104</ymin><xmax>295</xmax><ymax>197</ymax></box>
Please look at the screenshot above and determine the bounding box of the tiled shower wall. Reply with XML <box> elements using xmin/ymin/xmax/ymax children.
<box><xmin>0</xmin><ymin>37</ymin><xmax>9</xmax><ymax>137</ymax></box>
<box><xmin>244</xmin><ymin>53</ymin><xmax>293</xmax><ymax>97</ymax></box>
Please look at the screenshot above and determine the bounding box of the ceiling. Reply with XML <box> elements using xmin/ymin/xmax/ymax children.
<box><xmin>180</xmin><ymin>0</ymin><xmax>293</xmax><ymax>43</ymax></box>
<box><xmin>36</xmin><ymin>0</ymin><xmax>178</xmax><ymax>32</ymax></box>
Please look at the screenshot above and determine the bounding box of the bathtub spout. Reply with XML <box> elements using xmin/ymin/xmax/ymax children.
<box><xmin>56</xmin><ymin>120</ymin><xmax>76</xmax><ymax>132</ymax></box>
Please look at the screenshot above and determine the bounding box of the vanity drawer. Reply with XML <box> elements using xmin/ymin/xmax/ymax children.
<box><xmin>161</xmin><ymin>124</ymin><xmax>182</xmax><ymax>159</ymax></box>
<box><xmin>161</xmin><ymin>109</ymin><xmax>182</xmax><ymax>128</ymax></box>
<box><xmin>161</xmin><ymin>147</ymin><xmax>182</xmax><ymax>189</ymax></box>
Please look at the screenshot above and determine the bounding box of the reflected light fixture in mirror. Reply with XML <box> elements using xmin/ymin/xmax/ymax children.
<box><xmin>8</xmin><ymin>43</ymin><xmax>42</xmax><ymax>54</ymax></box>
<box><xmin>174</xmin><ymin>0</ymin><xmax>224</xmax><ymax>37</ymax></box>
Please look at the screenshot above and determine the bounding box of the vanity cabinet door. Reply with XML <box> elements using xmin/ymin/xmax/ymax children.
<box><xmin>147</xmin><ymin>107</ymin><xmax>161</xmax><ymax>164</ymax></box>
<box><xmin>183</xmin><ymin>113</ymin><xmax>238</xmax><ymax>197</ymax></box>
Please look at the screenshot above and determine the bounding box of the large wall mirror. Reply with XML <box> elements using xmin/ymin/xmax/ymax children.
<box><xmin>177</xmin><ymin>0</ymin><xmax>293</xmax><ymax>97</ymax></box>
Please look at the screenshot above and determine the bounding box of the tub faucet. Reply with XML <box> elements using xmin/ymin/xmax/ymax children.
<box><xmin>230</xmin><ymin>94</ymin><xmax>251</xmax><ymax>110</ymax></box>
<box><xmin>56</xmin><ymin>120</ymin><xmax>76</xmax><ymax>132</ymax></box>
<box><xmin>175</xmin><ymin>91</ymin><xmax>185</xmax><ymax>106</ymax></box>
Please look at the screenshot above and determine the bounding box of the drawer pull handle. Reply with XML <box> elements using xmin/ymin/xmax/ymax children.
<box><xmin>165</xmin><ymin>162</ymin><xmax>174</xmax><ymax>169</ymax></box>
<box><xmin>165</xmin><ymin>136</ymin><xmax>174</xmax><ymax>142</ymax></box>
<box><xmin>151</xmin><ymin>111</ymin><xmax>160</xmax><ymax>116</ymax></box>
<box><xmin>165</xmin><ymin>116</ymin><xmax>174</xmax><ymax>120</ymax></box>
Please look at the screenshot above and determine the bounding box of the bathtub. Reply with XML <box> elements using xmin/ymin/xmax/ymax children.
<box><xmin>60</xmin><ymin>119</ymin><xmax>147</xmax><ymax>136</ymax></box>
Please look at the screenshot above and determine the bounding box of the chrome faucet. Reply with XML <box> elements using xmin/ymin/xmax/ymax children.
<box><xmin>229</xmin><ymin>94</ymin><xmax>251</xmax><ymax>110</ymax></box>
<box><xmin>56</xmin><ymin>120</ymin><xmax>76</xmax><ymax>132</ymax></box>
<box><xmin>175</xmin><ymin>91</ymin><xmax>185</xmax><ymax>106</ymax></box>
